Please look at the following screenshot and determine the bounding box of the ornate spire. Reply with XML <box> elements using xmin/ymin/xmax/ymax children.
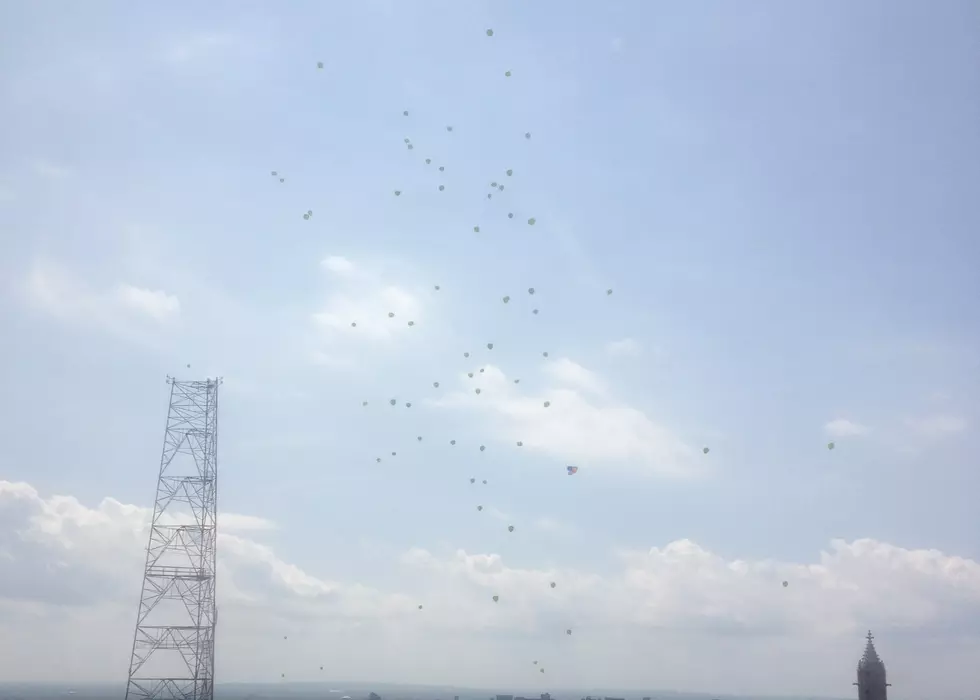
<box><xmin>859</xmin><ymin>630</ymin><xmax>883</xmax><ymax>669</ymax></box>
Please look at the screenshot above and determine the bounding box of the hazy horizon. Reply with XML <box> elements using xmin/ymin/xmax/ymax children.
<box><xmin>0</xmin><ymin>682</ymin><xmax>854</xmax><ymax>700</ymax></box>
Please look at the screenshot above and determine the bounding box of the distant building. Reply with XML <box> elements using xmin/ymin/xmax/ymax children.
<box><xmin>854</xmin><ymin>630</ymin><xmax>891</xmax><ymax>700</ymax></box>
<box><xmin>368</xmin><ymin>693</ymin><xmax>381</xmax><ymax>700</ymax></box>
<box><xmin>497</xmin><ymin>695</ymin><xmax>514</xmax><ymax>700</ymax></box>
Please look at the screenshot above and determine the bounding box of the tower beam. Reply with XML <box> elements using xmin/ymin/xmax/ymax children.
<box><xmin>125</xmin><ymin>377</ymin><xmax>222</xmax><ymax>700</ymax></box>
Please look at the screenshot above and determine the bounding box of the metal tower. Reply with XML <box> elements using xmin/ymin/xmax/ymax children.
<box><xmin>125</xmin><ymin>377</ymin><xmax>223</xmax><ymax>700</ymax></box>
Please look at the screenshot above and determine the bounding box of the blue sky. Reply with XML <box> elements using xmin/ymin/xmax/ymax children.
<box><xmin>1</xmin><ymin>0</ymin><xmax>978</xmax><ymax>697</ymax></box>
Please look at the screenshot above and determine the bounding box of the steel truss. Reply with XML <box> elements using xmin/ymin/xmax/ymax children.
<box><xmin>125</xmin><ymin>377</ymin><xmax>222</xmax><ymax>700</ymax></box>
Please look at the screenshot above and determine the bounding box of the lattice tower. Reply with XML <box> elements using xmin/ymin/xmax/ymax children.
<box><xmin>124</xmin><ymin>377</ymin><xmax>222</xmax><ymax>700</ymax></box>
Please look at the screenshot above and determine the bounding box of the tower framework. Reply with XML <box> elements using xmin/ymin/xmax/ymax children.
<box><xmin>125</xmin><ymin>377</ymin><xmax>222</xmax><ymax>700</ymax></box>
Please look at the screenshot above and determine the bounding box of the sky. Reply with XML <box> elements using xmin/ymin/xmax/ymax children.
<box><xmin>1</xmin><ymin>0</ymin><xmax>979</xmax><ymax>697</ymax></box>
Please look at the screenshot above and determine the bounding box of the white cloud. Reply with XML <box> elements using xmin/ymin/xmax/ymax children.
<box><xmin>22</xmin><ymin>259</ymin><xmax>181</xmax><ymax>340</ymax></box>
<box><xmin>544</xmin><ymin>358</ymin><xmax>606</xmax><ymax>395</ymax></box>
<box><xmin>2</xmin><ymin>480</ymin><xmax>980</xmax><ymax>693</ymax></box>
<box><xmin>312</xmin><ymin>285</ymin><xmax>422</xmax><ymax>340</ymax></box>
<box><xmin>605</xmin><ymin>337</ymin><xmax>641</xmax><ymax>357</ymax></box>
<box><xmin>402</xmin><ymin>538</ymin><xmax>980</xmax><ymax>640</ymax></box>
<box><xmin>114</xmin><ymin>283</ymin><xmax>181</xmax><ymax>321</ymax></box>
<box><xmin>220</xmin><ymin>513</ymin><xmax>277</xmax><ymax>532</ymax></box>
<box><xmin>908</xmin><ymin>414</ymin><xmax>968</xmax><ymax>438</ymax></box>
<box><xmin>320</xmin><ymin>255</ymin><xmax>356</xmax><ymax>276</ymax></box>
<box><xmin>0</xmin><ymin>479</ymin><xmax>407</xmax><ymax>617</ymax></box>
<box><xmin>824</xmin><ymin>418</ymin><xmax>870</xmax><ymax>438</ymax></box>
<box><xmin>311</xmin><ymin>257</ymin><xmax>426</xmax><ymax>345</ymax></box>
<box><xmin>432</xmin><ymin>362</ymin><xmax>700</xmax><ymax>477</ymax></box>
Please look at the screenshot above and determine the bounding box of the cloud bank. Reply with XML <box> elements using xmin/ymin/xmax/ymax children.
<box><xmin>1</xmin><ymin>480</ymin><xmax>979</xmax><ymax>694</ymax></box>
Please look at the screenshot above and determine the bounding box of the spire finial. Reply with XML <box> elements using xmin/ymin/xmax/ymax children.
<box><xmin>867</xmin><ymin>630</ymin><xmax>874</xmax><ymax>643</ymax></box>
